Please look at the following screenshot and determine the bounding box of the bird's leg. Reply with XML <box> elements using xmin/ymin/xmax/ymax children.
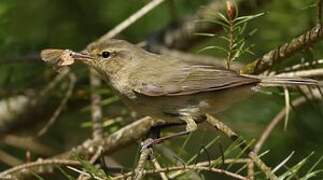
<box><xmin>141</xmin><ymin>115</ymin><xmax>197</xmax><ymax>150</ymax></box>
<box><xmin>147</xmin><ymin>122</ymin><xmax>185</xmax><ymax>139</ymax></box>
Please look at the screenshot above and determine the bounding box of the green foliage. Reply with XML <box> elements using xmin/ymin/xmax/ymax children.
<box><xmin>198</xmin><ymin>5</ymin><xmax>263</xmax><ymax>69</ymax></box>
<box><xmin>57</xmin><ymin>166</ymin><xmax>76</xmax><ymax>180</ymax></box>
<box><xmin>74</xmin><ymin>155</ymin><xmax>110</xmax><ymax>180</ymax></box>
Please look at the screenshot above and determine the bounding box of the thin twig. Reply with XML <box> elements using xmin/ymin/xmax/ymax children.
<box><xmin>150</xmin><ymin>156</ymin><xmax>169</xmax><ymax>180</ymax></box>
<box><xmin>2</xmin><ymin>135</ymin><xmax>57</xmax><ymax>156</ymax></box>
<box><xmin>77</xmin><ymin>146</ymin><xmax>103</xmax><ymax>180</ymax></box>
<box><xmin>0</xmin><ymin>149</ymin><xmax>22</xmax><ymax>167</ymax></box>
<box><xmin>39</xmin><ymin>68</ymin><xmax>70</xmax><ymax>97</ymax></box>
<box><xmin>254</xmin><ymin>97</ymin><xmax>307</xmax><ymax>154</ymax></box>
<box><xmin>113</xmin><ymin>164</ymin><xmax>248</xmax><ymax>180</ymax></box>
<box><xmin>134</xmin><ymin>139</ymin><xmax>153</xmax><ymax>180</ymax></box>
<box><xmin>169</xmin><ymin>158</ymin><xmax>250</xmax><ymax>179</ymax></box>
<box><xmin>280</xmin><ymin>59</ymin><xmax>323</xmax><ymax>72</ymax></box>
<box><xmin>67</xmin><ymin>166</ymin><xmax>104</xmax><ymax>180</ymax></box>
<box><xmin>0</xmin><ymin>159</ymin><xmax>80</xmax><ymax>179</ymax></box>
<box><xmin>37</xmin><ymin>73</ymin><xmax>76</xmax><ymax>136</ymax></box>
<box><xmin>247</xmin><ymin>159</ymin><xmax>254</xmax><ymax>180</ymax></box>
<box><xmin>283</xmin><ymin>87</ymin><xmax>290</xmax><ymax>131</ymax></box>
<box><xmin>90</xmin><ymin>69</ymin><xmax>104</xmax><ymax>140</ymax></box>
<box><xmin>95</xmin><ymin>0</ymin><xmax>167</xmax><ymax>43</ymax></box>
<box><xmin>205</xmin><ymin>114</ymin><xmax>277</xmax><ymax>180</ymax></box>
<box><xmin>276</xmin><ymin>68</ymin><xmax>323</xmax><ymax>78</ymax></box>
<box><xmin>57</xmin><ymin>117</ymin><xmax>171</xmax><ymax>159</ymax></box>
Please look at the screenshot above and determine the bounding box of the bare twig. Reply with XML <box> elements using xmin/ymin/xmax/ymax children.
<box><xmin>0</xmin><ymin>117</ymin><xmax>174</xmax><ymax>178</ymax></box>
<box><xmin>134</xmin><ymin>140</ymin><xmax>153</xmax><ymax>180</ymax></box>
<box><xmin>2</xmin><ymin>135</ymin><xmax>56</xmax><ymax>156</ymax></box>
<box><xmin>77</xmin><ymin>146</ymin><xmax>103</xmax><ymax>180</ymax></box>
<box><xmin>39</xmin><ymin>68</ymin><xmax>70</xmax><ymax>97</ymax></box>
<box><xmin>277</xmin><ymin>68</ymin><xmax>323</xmax><ymax>78</ymax></box>
<box><xmin>254</xmin><ymin>97</ymin><xmax>307</xmax><ymax>154</ymax></box>
<box><xmin>0</xmin><ymin>159</ymin><xmax>80</xmax><ymax>179</ymax></box>
<box><xmin>0</xmin><ymin>149</ymin><xmax>22</xmax><ymax>167</ymax></box>
<box><xmin>283</xmin><ymin>87</ymin><xmax>290</xmax><ymax>131</ymax></box>
<box><xmin>280</xmin><ymin>59</ymin><xmax>323</xmax><ymax>72</ymax></box>
<box><xmin>205</xmin><ymin>114</ymin><xmax>277</xmax><ymax>180</ymax></box>
<box><xmin>95</xmin><ymin>0</ymin><xmax>167</xmax><ymax>43</ymax></box>
<box><xmin>61</xmin><ymin>117</ymin><xmax>172</xmax><ymax>158</ymax></box>
<box><xmin>169</xmin><ymin>158</ymin><xmax>249</xmax><ymax>179</ymax></box>
<box><xmin>150</xmin><ymin>155</ymin><xmax>169</xmax><ymax>180</ymax></box>
<box><xmin>90</xmin><ymin>69</ymin><xmax>104</xmax><ymax>140</ymax></box>
<box><xmin>67</xmin><ymin>166</ymin><xmax>104</xmax><ymax>180</ymax></box>
<box><xmin>247</xmin><ymin>159</ymin><xmax>254</xmax><ymax>180</ymax></box>
<box><xmin>113</xmin><ymin>164</ymin><xmax>248</xmax><ymax>180</ymax></box>
<box><xmin>37</xmin><ymin>73</ymin><xmax>76</xmax><ymax>136</ymax></box>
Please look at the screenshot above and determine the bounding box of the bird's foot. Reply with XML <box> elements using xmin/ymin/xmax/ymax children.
<box><xmin>140</xmin><ymin>131</ymin><xmax>190</xmax><ymax>151</ymax></box>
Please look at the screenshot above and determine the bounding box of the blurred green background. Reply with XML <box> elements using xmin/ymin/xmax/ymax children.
<box><xmin>1</xmin><ymin>0</ymin><xmax>323</xmax><ymax>179</ymax></box>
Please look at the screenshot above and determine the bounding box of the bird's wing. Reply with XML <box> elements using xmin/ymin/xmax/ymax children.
<box><xmin>130</xmin><ymin>62</ymin><xmax>259</xmax><ymax>96</ymax></box>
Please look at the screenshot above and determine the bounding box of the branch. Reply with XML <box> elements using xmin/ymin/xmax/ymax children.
<box><xmin>60</xmin><ymin>117</ymin><xmax>173</xmax><ymax>158</ymax></box>
<box><xmin>134</xmin><ymin>141</ymin><xmax>152</xmax><ymax>180</ymax></box>
<box><xmin>113</xmin><ymin>163</ymin><xmax>248</xmax><ymax>180</ymax></box>
<box><xmin>93</xmin><ymin>0</ymin><xmax>167</xmax><ymax>43</ymax></box>
<box><xmin>0</xmin><ymin>117</ymin><xmax>179</xmax><ymax>178</ymax></box>
<box><xmin>90</xmin><ymin>69</ymin><xmax>104</xmax><ymax>140</ymax></box>
<box><xmin>205</xmin><ymin>114</ymin><xmax>277</xmax><ymax>180</ymax></box>
<box><xmin>276</xmin><ymin>68</ymin><xmax>323</xmax><ymax>78</ymax></box>
<box><xmin>150</xmin><ymin>155</ymin><xmax>169</xmax><ymax>180</ymax></box>
<box><xmin>241</xmin><ymin>24</ymin><xmax>323</xmax><ymax>74</ymax></box>
<box><xmin>0</xmin><ymin>149</ymin><xmax>22</xmax><ymax>167</ymax></box>
<box><xmin>0</xmin><ymin>159</ymin><xmax>80</xmax><ymax>179</ymax></box>
<box><xmin>253</xmin><ymin>97</ymin><xmax>307</xmax><ymax>154</ymax></box>
<box><xmin>0</xmin><ymin>69</ymin><xmax>69</xmax><ymax>135</ymax></box>
<box><xmin>37</xmin><ymin>72</ymin><xmax>76</xmax><ymax>136</ymax></box>
<box><xmin>2</xmin><ymin>135</ymin><xmax>57</xmax><ymax>156</ymax></box>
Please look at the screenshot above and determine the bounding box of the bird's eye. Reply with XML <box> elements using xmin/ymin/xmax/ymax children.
<box><xmin>101</xmin><ymin>51</ymin><xmax>111</xmax><ymax>58</ymax></box>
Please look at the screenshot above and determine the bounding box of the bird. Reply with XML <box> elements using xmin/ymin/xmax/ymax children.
<box><xmin>41</xmin><ymin>39</ymin><xmax>318</xmax><ymax>143</ymax></box>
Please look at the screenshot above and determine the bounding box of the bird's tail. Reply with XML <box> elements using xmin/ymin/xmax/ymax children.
<box><xmin>242</xmin><ymin>74</ymin><xmax>318</xmax><ymax>86</ymax></box>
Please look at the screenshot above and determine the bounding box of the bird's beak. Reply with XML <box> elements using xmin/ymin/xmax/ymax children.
<box><xmin>71</xmin><ymin>51</ymin><xmax>94</xmax><ymax>62</ymax></box>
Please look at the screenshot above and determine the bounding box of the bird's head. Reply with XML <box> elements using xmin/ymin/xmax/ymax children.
<box><xmin>79</xmin><ymin>40</ymin><xmax>142</xmax><ymax>76</ymax></box>
<box><xmin>41</xmin><ymin>39</ymin><xmax>147</xmax><ymax>80</ymax></box>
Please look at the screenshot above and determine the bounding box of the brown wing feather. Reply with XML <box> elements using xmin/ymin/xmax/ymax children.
<box><xmin>132</xmin><ymin>64</ymin><xmax>259</xmax><ymax>96</ymax></box>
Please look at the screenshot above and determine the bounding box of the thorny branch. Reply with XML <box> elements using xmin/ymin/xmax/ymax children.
<box><xmin>241</xmin><ymin>24</ymin><xmax>323</xmax><ymax>74</ymax></box>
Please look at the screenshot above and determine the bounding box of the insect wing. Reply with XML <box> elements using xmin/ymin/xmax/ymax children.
<box><xmin>40</xmin><ymin>49</ymin><xmax>65</xmax><ymax>63</ymax></box>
